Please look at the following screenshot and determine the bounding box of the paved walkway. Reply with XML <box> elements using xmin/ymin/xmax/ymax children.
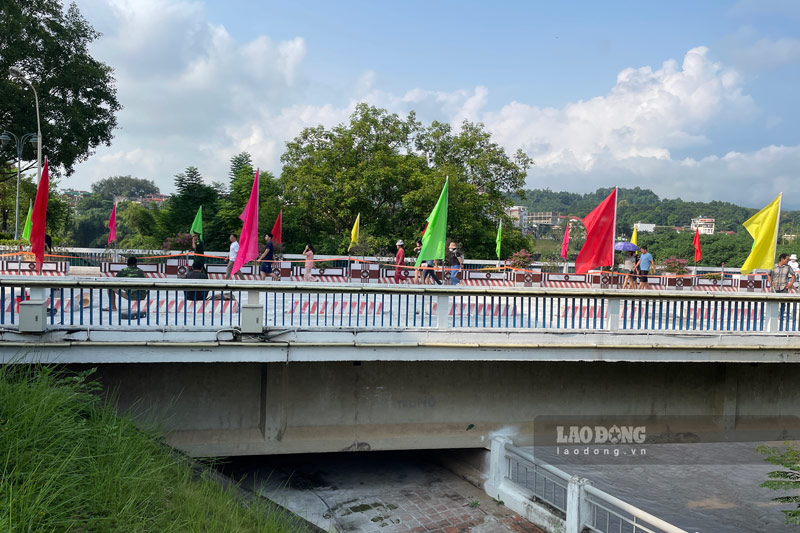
<box><xmin>534</xmin><ymin>441</ymin><xmax>798</xmax><ymax>532</ymax></box>
<box><xmin>221</xmin><ymin>451</ymin><xmax>543</xmax><ymax>533</ymax></box>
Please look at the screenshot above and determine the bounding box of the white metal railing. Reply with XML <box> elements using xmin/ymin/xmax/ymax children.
<box><xmin>495</xmin><ymin>439</ymin><xmax>687</xmax><ymax>533</ymax></box>
<box><xmin>2</xmin><ymin>277</ymin><xmax>800</xmax><ymax>334</ymax></box>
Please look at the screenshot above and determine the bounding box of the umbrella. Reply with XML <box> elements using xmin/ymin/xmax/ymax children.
<box><xmin>614</xmin><ymin>242</ymin><xmax>639</xmax><ymax>252</ymax></box>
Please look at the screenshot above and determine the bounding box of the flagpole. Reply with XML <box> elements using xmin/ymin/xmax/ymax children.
<box><xmin>612</xmin><ymin>187</ymin><xmax>618</xmax><ymax>273</ymax></box>
<box><xmin>776</xmin><ymin>193</ymin><xmax>783</xmax><ymax>265</ymax></box>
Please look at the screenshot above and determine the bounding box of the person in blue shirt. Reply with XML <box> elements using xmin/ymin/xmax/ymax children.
<box><xmin>635</xmin><ymin>246</ymin><xmax>655</xmax><ymax>290</ymax></box>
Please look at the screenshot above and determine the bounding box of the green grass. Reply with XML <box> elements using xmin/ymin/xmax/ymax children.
<box><xmin>0</xmin><ymin>365</ymin><xmax>308</xmax><ymax>532</ymax></box>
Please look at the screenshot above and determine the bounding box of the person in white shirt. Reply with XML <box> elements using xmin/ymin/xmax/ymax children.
<box><xmin>789</xmin><ymin>254</ymin><xmax>799</xmax><ymax>289</ymax></box>
<box><xmin>225</xmin><ymin>233</ymin><xmax>240</xmax><ymax>279</ymax></box>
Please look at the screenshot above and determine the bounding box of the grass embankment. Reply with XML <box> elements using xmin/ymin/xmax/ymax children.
<box><xmin>0</xmin><ymin>365</ymin><xmax>307</xmax><ymax>532</ymax></box>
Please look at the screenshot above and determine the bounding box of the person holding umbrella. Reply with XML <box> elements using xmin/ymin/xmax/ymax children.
<box><xmin>614</xmin><ymin>241</ymin><xmax>639</xmax><ymax>289</ymax></box>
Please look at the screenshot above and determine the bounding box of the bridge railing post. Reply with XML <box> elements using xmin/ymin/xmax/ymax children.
<box><xmin>607</xmin><ymin>296</ymin><xmax>621</xmax><ymax>332</ymax></box>
<box><xmin>436</xmin><ymin>294</ymin><xmax>449</xmax><ymax>329</ymax></box>
<box><xmin>485</xmin><ymin>436</ymin><xmax>511</xmax><ymax>498</ymax></box>
<box><xmin>566</xmin><ymin>476</ymin><xmax>592</xmax><ymax>533</ymax></box>
<box><xmin>240</xmin><ymin>290</ymin><xmax>263</xmax><ymax>334</ymax></box>
<box><xmin>19</xmin><ymin>286</ymin><xmax>47</xmax><ymax>333</ymax></box>
<box><xmin>764</xmin><ymin>300</ymin><xmax>780</xmax><ymax>332</ymax></box>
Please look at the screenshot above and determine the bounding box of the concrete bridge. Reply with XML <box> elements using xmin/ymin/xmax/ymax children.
<box><xmin>2</xmin><ymin>276</ymin><xmax>799</xmax><ymax>461</ymax></box>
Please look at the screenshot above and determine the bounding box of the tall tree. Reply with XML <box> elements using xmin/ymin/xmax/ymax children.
<box><xmin>215</xmin><ymin>153</ymin><xmax>280</xmax><ymax>251</ymax></box>
<box><xmin>90</xmin><ymin>176</ymin><xmax>160</xmax><ymax>201</ymax></box>
<box><xmin>279</xmin><ymin>103</ymin><xmax>533</xmax><ymax>257</ymax></box>
<box><xmin>160</xmin><ymin>166</ymin><xmax>221</xmax><ymax>248</ymax></box>
<box><xmin>0</xmin><ymin>0</ymin><xmax>121</xmax><ymax>178</ymax></box>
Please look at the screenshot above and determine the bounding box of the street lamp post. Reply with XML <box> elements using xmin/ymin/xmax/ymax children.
<box><xmin>0</xmin><ymin>132</ymin><xmax>38</xmax><ymax>240</ymax></box>
<box><xmin>9</xmin><ymin>67</ymin><xmax>42</xmax><ymax>184</ymax></box>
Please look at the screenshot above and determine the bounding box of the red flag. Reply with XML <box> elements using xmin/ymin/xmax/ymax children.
<box><xmin>560</xmin><ymin>221</ymin><xmax>570</xmax><ymax>260</ymax></box>
<box><xmin>108</xmin><ymin>203</ymin><xmax>117</xmax><ymax>245</ymax></box>
<box><xmin>30</xmin><ymin>158</ymin><xmax>49</xmax><ymax>273</ymax></box>
<box><xmin>693</xmin><ymin>228</ymin><xmax>702</xmax><ymax>263</ymax></box>
<box><xmin>271</xmin><ymin>210</ymin><xmax>282</xmax><ymax>245</ymax></box>
<box><xmin>575</xmin><ymin>188</ymin><xmax>617</xmax><ymax>274</ymax></box>
<box><xmin>231</xmin><ymin>169</ymin><xmax>260</xmax><ymax>275</ymax></box>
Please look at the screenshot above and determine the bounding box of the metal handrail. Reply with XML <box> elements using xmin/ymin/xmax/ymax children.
<box><xmin>0</xmin><ymin>276</ymin><xmax>796</xmax><ymax>302</ymax></box>
<box><xmin>502</xmin><ymin>443</ymin><xmax>688</xmax><ymax>533</ymax></box>
<box><xmin>584</xmin><ymin>485</ymin><xmax>688</xmax><ymax>533</ymax></box>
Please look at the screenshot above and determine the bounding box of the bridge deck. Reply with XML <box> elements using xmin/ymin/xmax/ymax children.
<box><xmin>2</xmin><ymin>277</ymin><xmax>800</xmax><ymax>364</ymax></box>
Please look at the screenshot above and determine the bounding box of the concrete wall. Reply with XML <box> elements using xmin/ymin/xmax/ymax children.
<box><xmin>85</xmin><ymin>360</ymin><xmax>800</xmax><ymax>456</ymax></box>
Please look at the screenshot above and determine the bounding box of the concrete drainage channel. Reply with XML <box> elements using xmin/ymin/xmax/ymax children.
<box><xmin>217</xmin><ymin>450</ymin><xmax>543</xmax><ymax>533</ymax></box>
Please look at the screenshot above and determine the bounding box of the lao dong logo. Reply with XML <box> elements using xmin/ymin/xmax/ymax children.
<box><xmin>556</xmin><ymin>425</ymin><xmax>646</xmax><ymax>445</ymax></box>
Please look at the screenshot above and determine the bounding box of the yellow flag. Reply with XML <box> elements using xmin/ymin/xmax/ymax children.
<box><xmin>741</xmin><ymin>194</ymin><xmax>781</xmax><ymax>274</ymax></box>
<box><xmin>348</xmin><ymin>213</ymin><xmax>360</xmax><ymax>252</ymax></box>
<box><xmin>631</xmin><ymin>225</ymin><xmax>638</xmax><ymax>246</ymax></box>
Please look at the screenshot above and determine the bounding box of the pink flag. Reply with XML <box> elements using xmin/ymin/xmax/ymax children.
<box><xmin>30</xmin><ymin>158</ymin><xmax>49</xmax><ymax>273</ymax></box>
<box><xmin>560</xmin><ymin>222</ymin><xmax>570</xmax><ymax>260</ymax></box>
<box><xmin>231</xmin><ymin>169</ymin><xmax>260</xmax><ymax>275</ymax></box>
<box><xmin>108</xmin><ymin>203</ymin><xmax>117</xmax><ymax>245</ymax></box>
<box><xmin>575</xmin><ymin>188</ymin><xmax>617</xmax><ymax>274</ymax></box>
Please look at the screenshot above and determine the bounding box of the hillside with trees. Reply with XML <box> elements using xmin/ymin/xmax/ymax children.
<box><xmin>511</xmin><ymin>187</ymin><xmax>800</xmax><ymax>267</ymax></box>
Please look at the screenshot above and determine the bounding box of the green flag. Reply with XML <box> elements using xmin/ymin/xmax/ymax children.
<box><xmin>415</xmin><ymin>178</ymin><xmax>449</xmax><ymax>267</ymax></box>
<box><xmin>21</xmin><ymin>200</ymin><xmax>33</xmax><ymax>242</ymax></box>
<box><xmin>190</xmin><ymin>206</ymin><xmax>203</xmax><ymax>240</ymax></box>
<box><xmin>496</xmin><ymin>220</ymin><xmax>502</xmax><ymax>260</ymax></box>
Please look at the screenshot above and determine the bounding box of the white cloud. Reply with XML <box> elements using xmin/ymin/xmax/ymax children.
<box><xmin>479</xmin><ymin>47</ymin><xmax>754</xmax><ymax>171</ymax></box>
<box><xmin>68</xmin><ymin>2</ymin><xmax>796</xmax><ymax>209</ymax></box>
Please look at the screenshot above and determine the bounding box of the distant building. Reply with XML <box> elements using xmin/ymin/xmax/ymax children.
<box><xmin>506</xmin><ymin>206</ymin><xmax>528</xmax><ymax>228</ymax></box>
<box><xmin>634</xmin><ymin>222</ymin><xmax>656</xmax><ymax>233</ymax></box>
<box><xmin>691</xmin><ymin>217</ymin><xmax>715</xmax><ymax>235</ymax></box>
<box><xmin>140</xmin><ymin>193</ymin><xmax>169</xmax><ymax>206</ymax></box>
<box><xmin>527</xmin><ymin>211</ymin><xmax>559</xmax><ymax>225</ymax></box>
<box><xmin>60</xmin><ymin>189</ymin><xmax>90</xmax><ymax>207</ymax></box>
<box><xmin>784</xmin><ymin>234</ymin><xmax>797</xmax><ymax>243</ymax></box>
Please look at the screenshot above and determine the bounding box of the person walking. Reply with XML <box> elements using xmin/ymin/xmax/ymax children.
<box><xmin>622</xmin><ymin>250</ymin><xmax>636</xmax><ymax>289</ymax></box>
<box><xmin>258</xmin><ymin>232</ymin><xmax>279</xmax><ymax>280</ymax></box>
<box><xmin>447</xmin><ymin>242</ymin><xmax>464</xmax><ymax>285</ymax></box>
<box><xmin>303</xmin><ymin>244</ymin><xmax>318</xmax><ymax>282</ymax></box>
<box><xmin>635</xmin><ymin>246</ymin><xmax>655</xmax><ymax>290</ymax></box>
<box><xmin>224</xmin><ymin>233</ymin><xmax>239</xmax><ymax>279</ymax></box>
<box><xmin>767</xmin><ymin>253</ymin><xmax>795</xmax><ymax>293</ymax></box>
<box><xmin>413</xmin><ymin>239</ymin><xmax>423</xmax><ymax>284</ymax></box>
<box><xmin>394</xmin><ymin>240</ymin><xmax>406</xmax><ymax>284</ymax></box>
<box><xmin>423</xmin><ymin>259</ymin><xmax>442</xmax><ymax>285</ymax></box>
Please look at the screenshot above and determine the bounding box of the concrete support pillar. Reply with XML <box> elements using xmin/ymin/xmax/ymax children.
<box><xmin>722</xmin><ymin>364</ymin><xmax>738</xmax><ymax>437</ymax></box>
<box><xmin>260</xmin><ymin>363</ymin><xmax>288</xmax><ymax>441</ymax></box>
<box><xmin>565</xmin><ymin>476</ymin><xmax>591</xmax><ymax>533</ymax></box>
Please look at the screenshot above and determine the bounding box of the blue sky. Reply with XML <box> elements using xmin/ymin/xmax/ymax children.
<box><xmin>71</xmin><ymin>0</ymin><xmax>800</xmax><ymax>207</ymax></box>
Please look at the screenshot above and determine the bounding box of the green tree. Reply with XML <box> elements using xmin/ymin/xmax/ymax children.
<box><xmin>757</xmin><ymin>442</ymin><xmax>800</xmax><ymax>525</ymax></box>
<box><xmin>116</xmin><ymin>202</ymin><xmax>160</xmax><ymax>249</ymax></box>
<box><xmin>90</xmin><ymin>176</ymin><xmax>159</xmax><ymax>201</ymax></box>
<box><xmin>0</xmin><ymin>0</ymin><xmax>121</xmax><ymax>178</ymax></box>
<box><xmin>0</xmin><ymin>168</ymin><xmax>35</xmax><ymax>235</ymax></box>
<box><xmin>159</xmin><ymin>166</ymin><xmax>221</xmax><ymax>249</ymax></box>
<box><xmin>212</xmin><ymin>153</ymin><xmax>280</xmax><ymax>252</ymax></box>
<box><xmin>279</xmin><ymin>103</ymin><xmax>533</xmax><ymax>257</ymax></box>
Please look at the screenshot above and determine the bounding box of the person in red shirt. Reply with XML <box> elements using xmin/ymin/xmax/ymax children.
<box><xmin>394</xmin><ymin>240</ymin><xmax>406</xmax><ymax>283</ymax></box>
